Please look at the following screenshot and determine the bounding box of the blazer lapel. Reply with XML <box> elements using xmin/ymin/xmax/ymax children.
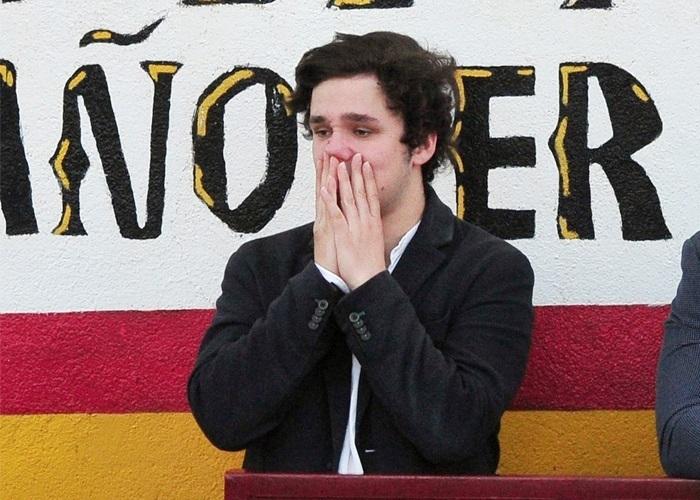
<box><xmin>356</xmin><ymin>186</ymin><xmax>455</xmax><ymax>428</ymax></box>
<box><xmin>389</xmin><ymin>186</ymin><xmax>454</xmax><ymax>298</ymax></box>
<box><xmin>391</xmin><ymin>242</ymin><xmax>447</xmax><ymax>299</ymax></box>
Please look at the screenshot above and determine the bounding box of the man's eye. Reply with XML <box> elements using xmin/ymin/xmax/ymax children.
<box><xmin>355</xmin><ymin>129</ymin><xmax>371</xmax><ymax>137</ymax></box>
<box><xmin>312</xmin><ymin>129</ymin><xmax>330</xmax><ymax>138</ymax></box>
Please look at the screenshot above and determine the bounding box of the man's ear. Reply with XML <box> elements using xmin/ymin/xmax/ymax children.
<box><xmin>411</xmin><ymin>132</ymin><xmax>438</xmax><ymax>168</ymax></box>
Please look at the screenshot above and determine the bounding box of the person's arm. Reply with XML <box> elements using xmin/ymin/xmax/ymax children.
<box><xmin>188</xmin><ymin>244</ymin><xmax>341</xmax><ymax>451</ymax></box>
<box><xmin>656</xmin><ymin>232</ymin><xmax>700</xmax><ymax>478</ymax></box>
<box><xmin>321</xmin><ymin>153</ymin><xmax>532</xmax><ymax>464</ymax></box>
<box><xmin>190</xmin><ymin>154</ymin><xmax>345</xmax><ymax>452</ymax></box>
<box><xmin>335</xmin><ymin>243</ymin><xmax>533</xmax><ymax>464</ymax></box>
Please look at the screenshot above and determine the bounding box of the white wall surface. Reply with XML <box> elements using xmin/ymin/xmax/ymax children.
<box><xmin>1</xmin><ymin>0</ymin><xmax>698</xmax><ymax>312</ymax></box>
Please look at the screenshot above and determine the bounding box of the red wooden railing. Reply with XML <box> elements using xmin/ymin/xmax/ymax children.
<box><xmin>225</xmin><ymin>472</ymin><xmax>700</xmax><ymax>500</ymax></box>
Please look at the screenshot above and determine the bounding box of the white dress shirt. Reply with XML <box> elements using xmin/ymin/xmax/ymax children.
<box><xmin>315</xmin><ymin>221</ymin><xmax>421</xmax><ymax>474</ymax></box>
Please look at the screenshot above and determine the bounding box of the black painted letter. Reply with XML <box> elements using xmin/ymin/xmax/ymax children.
<box><xmin>451</xmin><ymin>66</ymin><xmax>536</xmax><ymax>239</ymax></box>
<box><xmin>192</xmin><ymin>67</ymin><xmax>297</xmax><ymax>233</ymax></box>
<box><xmin>549</xmin><ymin>63</ymin><xmax>670</xmax><ymax>240</ymax></box>
<box><xmin>0</xmin><ymin>60</ymin><xmax>38</xmax><ymax>235</ymax></box>
<box><xmin>50</xmin><ymin>62</ymin><xmax>181</xmax><ymax>238</ymax></box>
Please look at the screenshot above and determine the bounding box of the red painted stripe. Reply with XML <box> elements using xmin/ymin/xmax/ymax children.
<box><xmin>0</xmin><ymin>305</ymin><xmax>668</xmax><ymax>414</ymax></box>
<box><xmin>512</xmin><ymin>305</ymin><xmax>668</xmax><ymax>410</ymax></box>
<box><xmin>0</xmin><ymin>309</ymin><xmax>212</xmax><ymax>415</ymax></box>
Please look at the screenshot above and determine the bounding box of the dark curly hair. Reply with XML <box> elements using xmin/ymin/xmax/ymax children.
<box><xmin>292</xmin><ymin>31</ymin><xmax>456</xmax><ymax>184</ymax></box>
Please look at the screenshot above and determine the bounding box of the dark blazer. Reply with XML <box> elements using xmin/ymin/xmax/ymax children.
<box><xmin>656</xmin><ymin>231</ymin><xmax>700</xmax><ymax>478</ymax></box>
<box><xmin>188</xmin><ymin>187</ymin><xmax>534</xmax><ymax>474</ymax></box>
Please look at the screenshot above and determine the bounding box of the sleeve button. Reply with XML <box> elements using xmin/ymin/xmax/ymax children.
<box><xmin>349</xmin><ymin>312</ymin><xmax>361</xmax><ymax>323</ymax></box>
<box><xmin>316</xmin><ymin>299</ymin><xmax>329</xmax><ymax>310</ymax></box>
<box><xmin>359</xmin><ymin>332</ymin><xmax>371</xmax><ymax>341</ymax></box>
<box><xmin>308</xmin><ymin>321</ymin><xmax>319</xmax><ymax>330</ymax></box>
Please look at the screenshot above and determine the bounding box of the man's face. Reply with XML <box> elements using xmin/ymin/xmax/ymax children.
<box><xmin>308</xmin><ymin>74</ymin><xmax>424</xmax><ymax>216</ymax></box>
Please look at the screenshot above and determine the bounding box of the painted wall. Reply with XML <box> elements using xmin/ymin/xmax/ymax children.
<box><xmin>2</xmin><ymin>0</ymin><xmax>699</xmax><ymax>497</ymax></box>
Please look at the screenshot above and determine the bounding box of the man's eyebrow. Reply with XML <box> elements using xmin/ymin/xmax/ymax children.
<box><xmin>309</xmin><ymin>115</ymin><xmax>327</xmax><ymax>125</ymax></box>
<box><xmin>308</xmin><ymin>113</ymin><xmax>379</xmax><ymax>125</ymax></box>
<box><xmin>342</xmin><ymin>113</ymin><xmax>378</xmax><ymax>123</ymax></box>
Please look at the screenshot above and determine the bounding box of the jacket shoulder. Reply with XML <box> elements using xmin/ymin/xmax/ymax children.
<box><xmin>233</xmin><ymin>222</ymin><xmax>314</xmax><ymax>264</ymax></box>
<box><xmin>452</xmin><ymin>218</ymin><xmax>532</xmax><ymax>268</ymax></box>
<box><xmin>683</xmin><ymin>231</ymin><xmax>700</xmax><ymax>260</ymax></box>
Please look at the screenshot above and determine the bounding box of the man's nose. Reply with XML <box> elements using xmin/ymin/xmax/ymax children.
<box><xmin>323</xmin><ymin>134</ymin><xmax>355</xmax><ymax>162</ymax></box>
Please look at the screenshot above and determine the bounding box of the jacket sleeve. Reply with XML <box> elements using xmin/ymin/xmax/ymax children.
<box><xmin>656</xmin><ymin>233</ymin><xmax>700</xmax><ymax>479</ymax></box>
<box><xmin>188</xmin><ymin>243</ymin><xmax>342</xmax><ymax>451</ymax></box>
<box><xmin>334</xmin><ymin>242</ymin><xmax>534</xmax><ymax>464</ymax></box>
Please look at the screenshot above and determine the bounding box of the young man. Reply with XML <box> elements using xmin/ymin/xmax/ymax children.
<box><xmin>188</xmin><ymin>32</ymin><xmax>534</xmax><ymax>475</ymax></box>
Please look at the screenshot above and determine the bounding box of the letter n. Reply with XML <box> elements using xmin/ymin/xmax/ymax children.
<box><xmin>50</xmin><ymin>62</ymin><xmax>181</xmax><ymax>238</ymax></box>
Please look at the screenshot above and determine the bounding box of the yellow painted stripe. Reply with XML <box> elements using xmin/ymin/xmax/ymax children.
<box><xmin>1</xmin><ymin>413</ymin><xmax>243</xmax><ymax>500</ymax></box>
<box><xmin>454</xmin><ymin>69</ymin><xmax>493</xmax><ymax>111</ymax></box>
<box><xmin>631</xmin><ymin>83</ymin><xmax>650</xmax><ymax>103</ymax></box>
<box><xmin>454</xmin><ymin>70</ymin><xmax>466</xmax><ymax>111</ymax></box>
<box><xmin>331</xmin><ymin>0</ymin><xmax>373</xmax><ymax>6</ymax></box>
<box><xmin>450</xmin><ymin>120</ymin><xmax>462</xmax><ymax>145</ymax></box>
<box><xmin>197</xmin><ymin>69</ymin><xmax>254</xmax><ymax>137</ymax></box>
<box><xmin>560</xmin><ymin>65</ymin><xmax>588</xmax><ymax>107</ymax></box>
<box><xmin>517</xmin><ymin>67</ymin><xmax>534</xmax><ymax>77</ymax></box>
<box><xmin>457</xmin><ymin>185</ymin><xmax>466</xmax><ymax>220</ymax></box>
<box><xmin>0</xmin><ymin>64</ymin><xmax>15</xmax><ymax>87</ymax></box>
<box><xmin>53</xmin><ymin>138</ymin><xmax>71</xmax><ymax>190</ymax></box>
<box><xmin>448</xmin><ymin>146</ymin><xmax>464</xmax><ymax>174</ymax></box>
<box><xmin>147</xmin><ymin>63</ymin><xmax>180</xmax><ymax>83</ymax></box>
<box><xmin>52</xmin><ymin>204</ymin><xmax>72</xmax><ymax>235</ymax></box>
<box><xmin>276</xmin><ymin>83</ymin><xmax>293</xmax><ymax>117</ymax></box>
<box><xmin>458</xmin><ymin>69</ymin><xmax>493</xmax><ymax>79</ymax></box>
<box><xmin>91</xmin><ymin>30</ymin><xmax>113</xmax><ymax>41</ymax></box>
<box><xmin>0</xmin><ymin>411</ymin><xmax>662</xmax><ymax>499</ymax></box>
<box><xmin>558</xmin><ymin>215</ymin><xmax>580</xmax><ymax>240</ymax></box>
<box><xmin>195</xmin><ymin>164</ymin><xmax>215</xmax><ymax>208</ymax></box>
<box><xmin>554</xmin><ymin>116</ymin><xmax>571</xmax><ymax>197</ymax></box>
<box><xmin>68</xmin><ymin>70</ymin><xmax>86</xmax><ymax>91</ymax></box>
<box><xmin>499</xmin><ymin>410</ymin><xmax>662</xmax><ymax>476</ymax></box>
